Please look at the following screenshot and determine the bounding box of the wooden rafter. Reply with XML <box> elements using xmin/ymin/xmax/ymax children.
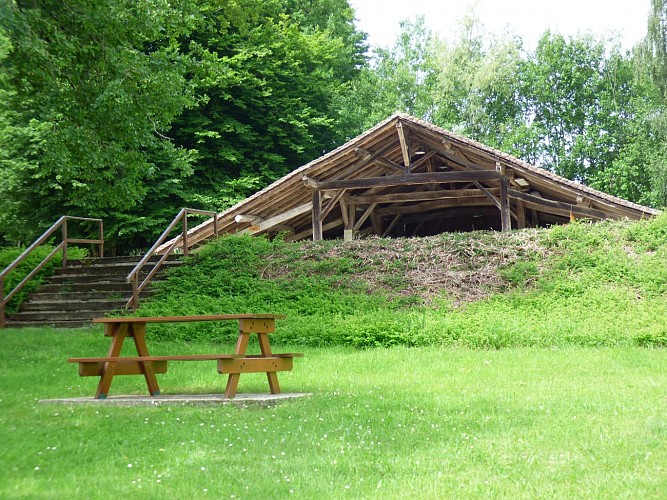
<box><xmin>396</xmin><ymin>121</ymin><xmax>411</xmax><ymax>169</ymax></box>
<box><xmin>304</xmin><ymin>171</ymin><xmax>502</xmax><ymax>191</ymax></box>
<box><xmin>348</xmin><ymin>187</ymin><xmax>500</xmax><ymax>204</ymax></box>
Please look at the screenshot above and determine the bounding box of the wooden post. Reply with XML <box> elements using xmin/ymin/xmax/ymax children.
<box><xmin>131</xmin><ymin>274</ymin><xmax>139</xmax><ymax>311</ymax></box>
<box><xmin>312</xmin><ymin>190</ymin><xmax>323</xmax><ymax>241</ymax></box>
<box><xmin>344</xmin><ymin>203</ymin><xmax>355</xmax><ymax>241</ymax></box>
<box><xmin>182</xmin><ymin>211</ymin><xmax>189</xmax><ymax>255</ymax></box>
<box><xmin>516</xmin><ymin>200</ymin><xmax>526</xmax><ymax>229</ymax></box>
<box><xmin>99</xmin><ymin>220</ymin><xmax>104</xmax><ymax>258</ymax></box>
<box><xmin>497</xmin><ymin>162</ymin><xmax>511</xmax><ymax>232</ymax></box>
<box><xmin>62</xmin><ymin>218</ymin><xmax>68</xmax><ymax>268</ymax></box>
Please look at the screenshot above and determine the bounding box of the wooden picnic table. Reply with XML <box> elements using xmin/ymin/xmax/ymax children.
<box><xmin>69</xmin><ymin>314</ymin><xmax>302</xmax><ymax>399</ymax></box>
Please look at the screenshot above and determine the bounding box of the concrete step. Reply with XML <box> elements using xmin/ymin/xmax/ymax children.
<box><xmin>9</xmin><ymin>309</ymin><xmax>122</xmax><ymax>322</ymax></box>
<box><xmin>35</xmin><ymin>282</ymin><xmax>135</xmax><ymax>294</ymax></box>
<box><xmin>26</xmin><ymin>290</ymin><xmax>153</xmax><ymax>302</ymax></box>
<box><xmin>5</xmin><ymin>319</ymin><xmax>96</xmax><ymax>329</ymax></box>
<box><xmin>19</xmin><ymin>298</ymin><xmax>129</xmax><ymax>312</ymax></box>
<box><xmin>53</xmin><ymin>259</ymin><xmax>181</xmax><ymax>276</ymax></box>
<box><xmin>6</xmin><ymin>253</ymin><xmax>181</xmax><ymax>328</ymax></box>
<box><xmin>66</xmin><ymin>255</ymin><xmax>181</xmax><ymax>266</ymax></box>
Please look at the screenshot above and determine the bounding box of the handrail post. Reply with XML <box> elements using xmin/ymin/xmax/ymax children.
<box><xmin>132</xmin><ymin>274</ymin><xmax>139</xmax><ymax>311</ymax></box>
<box><xmin>99</xmin><ymin>220</ymin><xmax>104</xmax><ymax>258</ymax></box>
<box><xmin>183</xmin><ymin>210</ymin><xmax>189</xmax><ymax>256</ymax></box>
<box><xmin>214</xmin><ymin>213</ymin><xmax>219</xmax><ymax>238</ymax></box>
<box><xmin>0</xmin><ymin>278</ymin><xmax>5</xmax><ymax>328</ymax></box>
<box><xmin>62</xmin><ymin>218</ymin><xmax>68</xmax><ymax>268</ymax></box>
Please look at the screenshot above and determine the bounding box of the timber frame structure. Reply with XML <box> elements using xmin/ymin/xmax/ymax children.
<box><xmin>160</xmin><ymin>113</ymin><xmax>659</xmax><ymax>248</ymax></box>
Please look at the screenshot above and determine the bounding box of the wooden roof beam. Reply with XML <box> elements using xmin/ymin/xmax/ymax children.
<box><xmin>508</xmin><ymin>189</ymin><xmax>609</xmax><ymax>220</ymax></box>
<box><xmin>349</xmin><ymin>187</ymin><xmax>501</xmax><ymax>204</ymax></box>
<box><xmin>396</xmin><ymin>121</ymin><xmax>411</xmax><ymax>170</ymax></box>
<box><xmin>303</xmin><ymin>170</ymin><xmax>502</xmax><ymax>191</ymax></box>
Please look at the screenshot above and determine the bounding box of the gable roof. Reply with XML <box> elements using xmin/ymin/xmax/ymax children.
<box><xmin>162</xmin><ymin>113</ymin><xmax>659</xmax><ymax>249</ymax></box>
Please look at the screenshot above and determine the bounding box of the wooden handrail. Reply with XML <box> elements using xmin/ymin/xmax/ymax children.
<box><xmin>0</xmin><ymin>216</ymin><xmax>104</xmax><ymax>328</ymax></box>
<box><xmin>125</xmin><ymin>208</ymin><xmax>219</xmax><ymax>311</ymax></box>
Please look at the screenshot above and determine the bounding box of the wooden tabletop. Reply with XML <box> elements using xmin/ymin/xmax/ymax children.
<box><xmin>92</xmin><ymin>314</ymin><xmax>287</xmax><ymax>324</ymax></box>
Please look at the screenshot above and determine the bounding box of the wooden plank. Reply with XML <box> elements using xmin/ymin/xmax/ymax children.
<box><xmin>321</xmin><ymin>189</ymin><xmax>347</xmax><ymax>220</ymax></box>
<box><xmin>353</xmin><ymin>203</ymin><xmax>378</xmax><ymax>231</ymax></box>
<box><xmin>312</xmin><ymin>189</ymin><xmax>323</xmax><ymax>241</ymax></box>
<box><xmin>284</xmin><ymin>219</ymin><xmax>344</xmax><ymax>242</ymax></box>
<box><xmin>257</xmin><ymin>332</ymin><xmax>280</xmax><ymax>393</ymax></box>
<box><xmin>500</xmin><ymin>177</ymin><xmax>511</xmax><ymax>231</ymax></box>
<box><xmin>242</xmin><ymin>202</ymin><xmax>314</xmax><ymax>235</ymax></box>
<box><xmin>314</xmin><ymin>171</ymin><xmax>502</xmax><ymax>191</ymax></box>
<box><xmin>516</xmin><ymin>200</ymin><xmax>526</xmax><ymax>229</ymax></box>
<box><xmin>396</xmin><ymin>121</ymin><xmax>411</xmax><ymax>169</ymax></box>
<box><xmin>238</xmin><ymin>317</ymin><xmax>276</xmax><ymax>334</ymax></box>
<box><xmin>355</xmin><ymin>147</ymin><xmax>406</xmax><ymax>173</ymax></box>
<box><xmin>508</xmin><ymin>189</ymin><xmax>609</xmax><ymax>220</ymax></box>
<box><xmin>69</xmin><ymin>353</ymin><xmax>302</xmax><ymax>363</ymax></box>
<box><xmin>93</xmin><ymin>314</ymin><xmax>287</xmax><ymax>324</ymax></box>
<box><xmin>218</xmin><ymin>357</ymin><xmax>293</xmax><ymax>375</ymax></box>
<box><xmin>349</xmin><ymin>187</ymin><xmax>500</xmax><ymax>204</ymax></box>
<box><xmin>472</xmin><ymin>182</ymin><xmax>502</xmax><ymax>209</ymax></box>
<box><xmin>224</xmin><ymin>329</ymin><xmax>251</xmax><ymax>398</ymax></box>
<box><xmin>377</xmin><ymin>197</ymin><xmax>496</xmax><ymax>216</ymax></box>
<box><xmin>77</xmin><ymin>360</ymin><xmax>168</xmax><ymax>377</ymax></box>
<box><xmin>131</xmin><ymin>322</ymin><xmax>160</xmax><ymax>396</ymax></box>
<box><xmin>409</xmin><ymin>150</ymin><xmax>436</xmax><ymax>172</ymax></box>
<box><xmin>96</xmin><ymin>324</ymin><xmax>127</xmax><ymax>398</ymax></box>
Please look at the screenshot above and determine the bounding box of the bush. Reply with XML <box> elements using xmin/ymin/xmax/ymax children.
<box><xmin>0</xmin><ymin>244</ymin><xmax>88</xmax><ymax>313</ymax></box>
<box><xmin>136</xmin><ymin>218</ymin><xmax>667</xmax><ymax>349</ymax></box>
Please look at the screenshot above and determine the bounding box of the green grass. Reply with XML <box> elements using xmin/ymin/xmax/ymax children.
<box><xmin>1</xmin><ymin>328</ymin><xmax>665</xmax><ymax>498</ymax></box>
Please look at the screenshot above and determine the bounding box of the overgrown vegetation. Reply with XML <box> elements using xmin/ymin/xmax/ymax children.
<box><xmin>0</xmin><ymin>245</ymin><xmax>87</xmax><ymax>314</ymax></box>
<box><xmin>136</xmin><ymin>215</ymin><xmax>667</xmax><ymax>349</ymax></box>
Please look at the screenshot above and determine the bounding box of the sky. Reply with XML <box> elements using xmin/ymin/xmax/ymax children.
<box><xmin>348</xmin><ymin>0</ymin><xmax>652</xmax><ymax>51</ymax></box>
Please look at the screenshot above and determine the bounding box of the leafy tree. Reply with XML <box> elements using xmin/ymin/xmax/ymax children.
<box><xmin>170</xmin><ymin>0</ymin><xmax>366</xmax><ymax>210</ymax></box>
<box><xmin>431</xmin><ymin>15</ymin><xmax>526</xmax><ymax>154</ymax></box>
<box><xmin>335</xmin><ymin>17</ymin><xmax>439</xmax><ymax>137</ymax></box>
<box><xmin>646</xmin><ymin>0</ymin><xmax>667</xmax><ymax>100</ymax></box>
<box><xmin>0</xmin><ymin>0</ymin><xmax>200</xmax><ymax>251</ymax></box>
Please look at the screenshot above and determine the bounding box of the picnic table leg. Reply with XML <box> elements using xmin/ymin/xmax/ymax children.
<box><xmin>95</xmin><ymin>324</ymin><xmax>126</xmax><ymax>399</ymax></box>
<box><xmin>224</xmin><ymin>327</ymin><xmax>251</xmax><ymax>398</ymax></box>
<box><xmin>130</xmin><ymin>323</ymin><xmax>161</xmax><ymax>396</ymax></box>
<box><xmin>257</xmin><ymin>332</ymin><xmax>281</xmax><ymax>394</ymax></box>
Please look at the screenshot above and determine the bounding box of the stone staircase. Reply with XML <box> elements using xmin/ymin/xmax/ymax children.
<box><xmin>5</xmin><ymin>255</ymin><xmax>182</xmax><ymax>328</ymax></box>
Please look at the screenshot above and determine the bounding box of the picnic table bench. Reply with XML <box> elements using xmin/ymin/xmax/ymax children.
<box><xmin>68</xmin><ymin>314</ymin><xmax>302</xmax><ymax>399</ymax></box>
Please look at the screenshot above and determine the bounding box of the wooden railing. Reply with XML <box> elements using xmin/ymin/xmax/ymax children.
<box><xmin>0</xmin><ymin>216</ymin><xmax>104</xmax><ymax>328</ymax></box>
<box><xmin>126</xmin><ymin>208</ymin><xmax>219</xmax><ymax>311</ymax></box>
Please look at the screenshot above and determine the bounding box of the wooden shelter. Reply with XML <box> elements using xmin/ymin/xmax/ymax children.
<box><xmin>163</xmin><ymin>113</ymin><xmax>659</xmax><ymax>248</ymax></box>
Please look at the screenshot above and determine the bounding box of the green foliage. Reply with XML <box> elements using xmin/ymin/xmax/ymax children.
<box><xmin>335</xmin><ymin>17</ymin><xmax>438</xmax><ymax>136</ymax></box>
<box><xmin>171</xmin><ymin>0</ymin><xmax>366</xmax><ymax>205</ymax></box>
<box><xmin>341</xmin><ymin>13</ymin><xmax>667</xmax><ymax>207</ymax></box>
<box><xmin>0</xmin><ymin>0</ymin><xmax>365</xmax><ymax>252</ymax></box>
<box><xmin>136</xmin><ymin>216</ymin><xmax>667</xmax><ymax>349</ymax></box>
<box><xmin>0</xmin><ymin>244</ymin><xmax>87</xmax><ymax>313</ymax></box>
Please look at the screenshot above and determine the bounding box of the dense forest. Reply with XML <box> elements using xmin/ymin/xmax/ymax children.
<box><xmin>1</xmin><ymin>0</ymin><xmax>666</xmax><ymax>253</ymax></box>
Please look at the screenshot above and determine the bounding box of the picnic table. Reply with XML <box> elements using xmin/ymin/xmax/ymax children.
<box><xmin>68</xmin><ymin>314</ymin><xmax>302</xmax><ymax>399</ymax></box>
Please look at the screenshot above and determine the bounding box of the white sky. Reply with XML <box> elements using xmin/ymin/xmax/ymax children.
<box><xmin>349</xmin><ymin>0</ymin><xmax>652</xmax><ymax>51</ymax></box>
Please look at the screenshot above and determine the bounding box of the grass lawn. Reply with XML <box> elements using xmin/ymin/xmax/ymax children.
<box><xmin>0</xmin><ymin>327</ymin><xmax>665</xmax><ymax>499</ymax></box>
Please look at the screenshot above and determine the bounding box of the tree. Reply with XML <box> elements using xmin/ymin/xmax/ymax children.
<box><xmin>646</xmin><ymin>0</ymin><xmax>667</xmax><ymax>100</ymax></box>
<box><xmin>0</xmin><ymin>0</ymin><xmax>200</xmax><ymax>251</ymax></box>
<box><xmin>335</xmin><ymin>17</ymin><xmax>439</xmax><ymax>136</ymax></box>
<box><xmin>168</xmin><ymin>0</ymin><xmax>367</xmax><ymax>211</ymax></box>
